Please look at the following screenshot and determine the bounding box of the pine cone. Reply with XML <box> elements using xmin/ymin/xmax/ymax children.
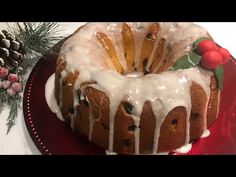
<box><xmin>0</xmin><ymin>30</ymin><xmax>26</xmax><ymax>71</ymax></box>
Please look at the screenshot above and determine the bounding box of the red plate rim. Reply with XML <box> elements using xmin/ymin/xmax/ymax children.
<box><xmin>23</xmin><ymin>47</ymin><xmax>236</xmax><ymax>155</ymax></box>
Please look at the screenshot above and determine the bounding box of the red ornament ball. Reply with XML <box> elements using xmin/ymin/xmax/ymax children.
<box><xmin>217</xmin><ymin>47</ymin><xmax>230</xmax><ymax>64</ymax></box>
<box><xmin>201</xmin><ymin>51</ymin><xmax>223</xmax><ymax>69</ymax></box>
<box><xmin>197</xmin><ymin>40</ymin><xmax>217</xmax><ymax>55</ymax></box>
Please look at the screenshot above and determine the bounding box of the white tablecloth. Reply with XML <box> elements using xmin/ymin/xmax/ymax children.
<box><xmin>0</xmin><ymin>22</ymin><xmax>235</xmax><ymax>154</ymax></box>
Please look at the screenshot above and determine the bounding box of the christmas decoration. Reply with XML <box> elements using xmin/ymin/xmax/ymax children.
<box><xmin>0</xmin><ymin>22</ymin><xmax>62</xmax><ymax>134</ymax></box>
<box><xmin>171</xmin><ymin>37</ymin><xmax>231</xmax><ymax>90</ymax></box>
<box><xmin>197</xmin><ymin>39</ymin><xmax>217</xmax><ymax>55</ymax></box>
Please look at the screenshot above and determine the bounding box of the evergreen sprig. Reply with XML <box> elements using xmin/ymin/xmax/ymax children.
<box><xmin>0</xmin><ymin>89</ymin><xmax>8</xmax><ymax>113</ymax></box>
<box><xmin>6</xmin><ymin>93</ymin><xmax>22</xmax><ymax>134</ymax></box>
<box><xmin>1</xmin><ymin>22</ymin><xmax>62</xmax><ymax>134</ymax></box>
<box><xmin>9</xmin><ymin>22</ymin><xmax>62</xmax><ymax>57</ymax></box>
<box><xmin>7</xmin><ymin>22</ymin><xmax>62</xmax><ymax>74</ymax></box>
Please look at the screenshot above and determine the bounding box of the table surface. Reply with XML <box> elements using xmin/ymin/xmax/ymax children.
<box><xmin>0</xmin><ymin>22</ymin><xmax>235</xmax><ymax>154</ymax></box>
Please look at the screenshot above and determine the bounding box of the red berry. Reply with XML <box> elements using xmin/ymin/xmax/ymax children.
<box><xmin>217</xmin><ymin>48</ymin><xmax>230</xmax><ymax>64</ymax></box>
<box><xmin>0</xmin><ymin>67</ymin><xmax>9</xmax><ymax>78</ymax></box>
<box><xmin>2</xmin><ymin>80</ymin><xmax>11</xmax><ymax>89</ymax></box>
<box><xmin>201</xmin><ymin>51</ymin><xmax>223</xmax><ymax>69</ymax></box>
<box><xmin>6</xmin><ymin>88</ymin><xmax>16</xmax><ymax>96</ymax></box>
<box><xmin>197</xmin><ymin>40</ymin><xmax>217</xmax><ymax>55</ymax></box>
<box><xmin>11</xmin><ymin>82</ymin><xmax>22</xmax><ymax>92</ymax></box>
<box><xmin>8</xmin><ymin>74</ymin><xmax>18</xmax><ymax>83</ymax></box>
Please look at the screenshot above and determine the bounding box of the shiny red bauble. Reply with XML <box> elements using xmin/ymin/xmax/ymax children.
<box><xmin>217</xmin><ymin>48</ymin><xmax>230</xmax><ymax>64</ymax></box>
<box><xmin>201</xmin><ymin>51</ymin><xmax>223</xmax><ymax>69</ymax></box>
<box><xmin>197</xmin><ymin>40</ymin><xmax>217</xmax><ymax>55</ymax></box>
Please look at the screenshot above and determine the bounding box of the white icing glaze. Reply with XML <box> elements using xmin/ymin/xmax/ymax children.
<box><xmin>105</xmin><ymin>150</ymin><xmax>118</xmax><ymax>155</ymax></box>
<box><xmin>55</xmin><ymin>22</ymin><xmax>215</xmax><ymax>154</ymax></box>
<box><xmin>174</xmin><ymin>143</ymin><xmax>192</xmax><ymax>154</ymax></box>
<box><xmin>201</xmin><ymin>129</ymin><xmax>211</xmax><ymax>138</ymax></box>
<box><xmin>131</xmin><ymin>115</ymin><xmax>140</xmax><ymax>154</ymax></box>
<box><xmin>216</xmin><ymin>91</ymin><xmax>221</xmax><ymax>118</ymax></box>
<box><xmin>88</xmin><ymin>102</ymin><xmax>95</xmax><ymax>141</ymax></box>
<box><xmin>154</xmin><ymin>152</ymin><xmax>169</xmax><ymax>155</ymax></box>
<box><xmin>45</xmin><ymin>74</ymin><xmax>64</xmax><ymax>121</ymax></box>
<box><xmin>125</xmin><ymin>72</ymin><xmax>144</xmax><ymax>78</ymax></box>
<box><xmin>59</xmin><ymin>70</ymin><xmax>67</xmax><ymax>109</ymax></box>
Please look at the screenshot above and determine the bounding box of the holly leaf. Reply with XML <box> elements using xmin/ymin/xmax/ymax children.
<box><xmin>171</xmin><ymin>52</ymin><xmax>201</xmax><ymax>70</ymax></box>
<box><xmin>192</xmin><ymin>37</ymin><xmax>211</xmax><ymax>50</ymax></box>
<box><xmin>214</xmin><ymin>66</ymin><xmax>224</xmax><ymax>90</ymax></box>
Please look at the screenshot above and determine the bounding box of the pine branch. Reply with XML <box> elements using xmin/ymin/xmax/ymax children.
<box><xmin>10</xmin><ymin>22</ymin><xmax>62</xmax><ymax>57</ymax></box>
<box><xmin>5</xmin><ymin>75</ymin><xmax>24</xmax><ymax>134</ymax></box>
<box><xmin>0</xmin><ymin>22</ymin><xmax>63</xmax><ymax>134</ymax></box>
<box><xmin>0</xmin><ymin>89</ymin><xmax>7</xmax><ymax>114</ymax></box>
<box><xmin>6</xmin><ymin>93</ymin><xmax>22</xmax><ymax>134</ymax></box>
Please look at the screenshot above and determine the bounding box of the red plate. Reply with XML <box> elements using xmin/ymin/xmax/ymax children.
<box><xmin>23</xmin><ymin>51</ymin><xmax>236</xmax><ymax>155</ymax></box>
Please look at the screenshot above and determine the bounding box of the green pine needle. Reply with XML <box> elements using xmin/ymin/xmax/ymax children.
<box><xmin>0</xmin><ymin>89</ymin><xmax>8</xmax><ymax>113</ymax></box>
<box><xmin>9</xmin><ymin>22</ymin><xmax>62</xmax><ymax>58</ymax></box>
<box><xmin>6</xmin><ymin>93</ymin><xmax>22</xmax><ymax>134</ymax></box>
<box><xmin>0</xmin><ymin>88</ymin><xmax>22</xmax><ymax>134</ymax></box>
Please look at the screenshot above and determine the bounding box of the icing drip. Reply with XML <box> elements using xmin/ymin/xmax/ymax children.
<box><xmin>216</xmin><ymin>91</ymin><xmax>221</xmax><ymax>118</ymax></box>
<box><xmin>201</xmin><ymin>129</ymin><xmax>210</xmax><ymax>138</ymax></box>
<box><xmin>90</xmin><ymin>78</ymin><xmax>123</xmax><ymax>152</ymax></box>
<box><xmin>70</xmin><ymin>115</ymin><xmax>76</xmax><ymax>130</ymax></box>
<box><xmin>88</xmin><ymin>100</ymin><xmax>95</xmax><ymax>141</ymax></box>
<box><xmin>59</xmin><ymin>70</ymin><xmax>67</xmax><ymax>109</ymax></box>
<box><xmin>151</xmin><ymin>71</ymin><xmax>192</xmax><ymax>153</ymax></box>
<box><xmin>131</xmin><ymin>115</ymin><xmax>140</xmax><ymax>154</ymax></box>
<box><xmin>45</xmin><ymin>74</ymin><xmax>64</xmax><ymax>121</ymax></box>
<box><xmin>125</xmin><ymin>72</ymin><xmax>144</xmax><ymax>78</ymax></box>
<box><xmin>73</xmin><ymin>79</ymin><xmax>80</xmax><ymax>110</ymax></box>
<box><xmin>106</xmin><ymin>150</ymin><xmax>118</xmax><ymax>155</ymax></box>
<box><xmin>88</xmin><ymin>95</ymin><xmax>105</xmax><ymax>141</ymax></box>
<box><xmin>203</xmin><ymin>97</ymin><xmax>210</xmax><ymax>131</ymax></box>
<box><xmin>174</xmin><ymin>143</ymin><xmax>192</xmax><ymax>154</ymax></box>
<box><xmin>108</xmin><ymin>100</ymin><xmax>120</xmax><ymax>152</ymax></box>
<box><xmin>155</xmin><ymin>152</ymin><xmax>169</xmax><ymax>155</ymax></box>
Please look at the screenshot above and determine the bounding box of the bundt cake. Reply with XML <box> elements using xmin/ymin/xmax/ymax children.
<box><xmin>52</xmin><ymin>22</ymin><xmax>227</xmax><ymax>154</ymax></box>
